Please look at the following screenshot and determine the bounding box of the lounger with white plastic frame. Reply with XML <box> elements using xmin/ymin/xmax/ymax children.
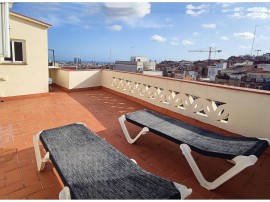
<box><xmin>33</xmin><ymin>123</ymin><xmax>192</xmax><ymax>199</ymax></box>
<box><xmin>119</xmin><ymin>109</ymin><xmax>270</xmax><ymax>190</ymax></box>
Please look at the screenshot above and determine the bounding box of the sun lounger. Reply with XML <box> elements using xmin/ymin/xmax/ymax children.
<box><xmin>33</xmin><ymin>123</ymin><xmax>192</xmax><ymax>199</ymax></box>
<box><xmin>119</xmin><ymin>109</ymin><xmax>270</xmax><ymax>190</ymax></box>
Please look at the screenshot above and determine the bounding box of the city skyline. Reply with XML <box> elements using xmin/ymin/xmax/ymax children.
<box><xmin>12</xmin><ymin>2</ymin><xmax>270</xmax><ymax>62</ymax></box>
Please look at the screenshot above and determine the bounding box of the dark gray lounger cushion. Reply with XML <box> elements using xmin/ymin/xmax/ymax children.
<box><xmin>40</xmin><ymin>123</ymin><xmax>181</xmax><ymax>199</ymax></box>
<box><xmin>125</xmin><ymin>109</ymin><xmax>269</xmax><ymax>160</ymax></box>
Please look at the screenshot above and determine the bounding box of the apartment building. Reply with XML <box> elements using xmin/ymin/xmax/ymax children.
<box><xmin>114</xmin><ymin>56</ymin><xmax>162</xmax><ymax>76</ymax></box>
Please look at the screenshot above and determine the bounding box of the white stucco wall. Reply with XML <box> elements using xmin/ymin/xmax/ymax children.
<box><xmin>50</xmin><ymin>69</ymin><xmax>102</xmax><ymax>90</ymax></box>
<box><xmin>69</xmin><ymin>70</ymin><xmax>102</xmax><ymax>89</ymax></box>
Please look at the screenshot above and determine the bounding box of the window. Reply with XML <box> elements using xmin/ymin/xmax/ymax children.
<box><xmin>4</xmin><ymin>39</ymin><xmax>26</xmax><ymax>63</ymax></box>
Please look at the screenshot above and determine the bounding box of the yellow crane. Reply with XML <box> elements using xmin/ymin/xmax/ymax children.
<box><xmin>188</xmin><ymin>47</ymin><xmax>222</xmax><ymax>60</ymax></box>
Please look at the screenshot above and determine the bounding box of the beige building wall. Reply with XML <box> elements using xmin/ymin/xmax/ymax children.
<box><xmin>69</xmin><ymin>70</ymin><xmax>102</xmax><ymax>89</ymax></box>
<box><xmin>0</xmin><ymin>12</ymin><xmax>51</xmax><ymax>98</ymax></box>
<box><xmin>49</xmin><ymin>69</ymin><xmax>70</xmax><ymax>89</ymax></box>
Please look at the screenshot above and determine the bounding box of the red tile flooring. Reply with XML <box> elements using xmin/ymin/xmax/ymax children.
<box><xmin>0</xmin><ymin>87</ymin><xmax>270</xmax><ymax>199</ymax></box>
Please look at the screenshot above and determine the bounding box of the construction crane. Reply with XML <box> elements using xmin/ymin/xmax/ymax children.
<box><xmin>188</xmin><ymin>47</ymin><xmax>222</xmax><ymax>60</ymax></box>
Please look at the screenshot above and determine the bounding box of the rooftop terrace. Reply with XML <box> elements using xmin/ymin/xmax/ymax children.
<box><xmin>0</xmin><ymin>86</ymin><xmax>270</xmax><ymax>199</ymax></box>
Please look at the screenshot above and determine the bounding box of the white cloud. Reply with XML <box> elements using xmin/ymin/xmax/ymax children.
<box><xmin>246</xmin><ymin>12</ymin><xmax>269</xmax><ymax>20</ymax></box>
<box><xmin>220</xmin><ymin>36</ymin><xmax>229</xmax><ymax>40</ymax></box>
<box><xmin>228</xmin><ymin>6</ymin><xmax>270</xmax><ymax>20</ymax></box>
<box><xmin>40</xmin><ymin>15</ymin><xmax>63</xmax><ymax>27</ymax></box>
<box><xmin>193</xmin><ymin>32</ymin><xmax>199</xmax><ymax>36</ymax></box>
<box><xmin>201</xmin><ymin>23</ymin><xmax>216</xmax><ymax>29</ymax></box>
<box><xmin>24</xmin><ymin>2</ymin><xmax>61</xmax><ymax>12</ymax></box>
<box><xmin>222</xmin><ymin>7</ymin><xmax>244</xmax><ymax>13</ymax></box>
<box><xmin>186</xmin><ymin>10</ymin><xmax>200</xmax><ymax>16</ymax></box>
<box><xmin>102</xmin><ymin>2</ymin><xmax>171</xmax><ymax>29</ymax></box>
<box><xmin>150</xmin><ymin>34</ymin><xmax>167</xmax><ymax>42</ymax></box>
<box><xmin>126</xmin><ymin>18</ymin><xmax>173</xmax><ymax>29</ymax></box>
<box><xmin>186</xmin><ymin>4</ymin><xmax>197</xmax><ymax>10</ymax></box>
<box><xmin>67</xmin><ymin>15</ymin><xmax>81</xmax><ymax>24</ymax></box>
<box><xmin>197</xmin><ymin>4</ymin><xmax>208</xmax><ymax>10</ymax></box>
<box><xmin>234</xmin><ymin>32</ymin><xmax>254</xmax><ymax>40</ymax></box>
<box><xmin>221</xmin><ymin>3</ymin><xmax>236</xmax><ymax>8</ymax></box>
<box><xmin>103</xmin><ymin>2</ymin><xmax>151</xmax><ymax>22</ymax></box>
<box><xmin>186</xmin><ymin>4</ymin><xmax>208</xmax><ymax>16</ymax></box>
<box><xmin>164</xmin><ymin>17</ymin><xmax>172</xmax><ymax>22</ymax></box>
<box><xmin>14</xmin><ymin>3</ymin><xmax>94</xmax><ymax>27</ymax></box>
<box><xmin>240</xmin><ymin>45</ymin><xmax>251</xmax><ymax>49</ymax></box>
<box><xmin>182</xmin><ymin>40</ymin><xmax>194</xmax><ymax>46</ymax></box>
<box><xmin>83</xmin><ymin>25</ymin><xmax>92</xmax><ymax>30</ymax></box>
<box><xmin>247</xmin><ymin>7</ymin><xmax>269</xmax><ymax>13</ymax></box>
<box><xmin>234</xmin><ymin>7</ymin><xmax>244</xmax><ymax>12</ymax></box>
<box><xmin>215</xmin><ymin>2</ymin><xmax>236</xmax><ymax>8</ymax></box>
<box><xmin>231</xmin><ymin>12</ymin><xmax>244</xmax><ymax>18</ymax></box>
<box><xmin>171</xmin><ymin>37</ymin><xmax>179</xmax><ymax>46</ymax></box>
<box><xmin>14</xmin><ymin>2</ymin><xmax>169</xmax><ymax>30</ymax></box>
<box><xmin>107</xmin><ymin>25</ymin><xmax>122</xmax><ymax>31</ymax></box>
<box><xmin>259</xmin><ymin>35</ymin><xmax>270</xmax><ymax>40</ymax></box>
<box><xmin>85</xmin><ymin>3</ymin><xmax>102</xmax><ymax>15</ymax></box>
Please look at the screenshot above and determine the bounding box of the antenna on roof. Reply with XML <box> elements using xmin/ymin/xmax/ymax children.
<box><xmin>250</xmin><ymin>25</ymin><xmax>259</xmax><ymax>56</ymax></box>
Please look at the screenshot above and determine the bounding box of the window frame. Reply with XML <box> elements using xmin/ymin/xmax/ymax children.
<box><xmin>2</xmin><ymin>39</ymin><xmax>26</xmax><ymax>64</ymax></box>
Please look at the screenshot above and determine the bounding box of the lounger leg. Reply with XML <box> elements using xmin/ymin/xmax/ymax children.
<box><xmin>33</xmin><ymin>133</ymin><xmax>50</xmax><ymax>172</ymax></box>
<box><xmin>59</xmin><ymin>187</ymin><xmax>71</xmax><ymax>199</ymax></box>
<box><xmin>180</xmin><ymin>144</ymin><xmax>258</xmax><ymax>190</ymax></box>
<box><xmin>119</xmin><ymin>115</ymin><xmax>149</xmax><ymax>144</ymax></box>
<box><xmin>173</xmin><ymin>182</ymin><xmax>192</xmax><ymax>199</ymax></box>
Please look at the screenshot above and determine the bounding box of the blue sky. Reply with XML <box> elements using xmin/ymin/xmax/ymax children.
<box><xmin>11</xmin><ymin>2</ymin><xmax>270</xmax><ymax>62</ymax></box>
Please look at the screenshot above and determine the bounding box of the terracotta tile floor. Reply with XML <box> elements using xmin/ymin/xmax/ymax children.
<box><xmin>0</xmin><ymin>87</ymin><xmax>270</xmax><ymax>199</ymax></box>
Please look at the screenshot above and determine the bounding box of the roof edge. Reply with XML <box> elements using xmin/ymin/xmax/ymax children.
<box><xmin>10</xmin><ymin>11</ymin><xmax>52</xmax><ymax>28</ymax></box>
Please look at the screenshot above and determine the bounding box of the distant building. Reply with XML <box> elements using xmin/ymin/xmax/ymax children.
<box><xmin>208</xmin><ymin>67</ymin><xmax>219</xmax><ymax>81</ymax></box>
<box><xmin>261</xmin><ymin>53</ymin><xmax>270</xmax><ymax>61</ymax></box>
<box><xmin>215</xmin><ymin>60</ymin><xmax>270</xmax><ymax>90</ymax></box>
<box><xmin>207</xmin><ymin>62</ymin><xmax>227</xmax><ymax>81</ymax></box>
<box><xmin>114</xmin><ymin>56</ymin><xmax>162</xmax><ymax>76</ymax></box>
<box><xmin>179</xmin><ymin>60</ymin><xmax>194</xmax><ymax>70</ymax></box>
<box><xmin>215</xmin><ymin>74</ymin><xmax>241</xmax><ymax>86</ymax></box>
<box><xmin>254</xmin><ymin>61</ymin><xmax>270</xmax><ymax>71</ymax></box>
<box><xmin>74</xmin><ymin>57</ymin><xmax>81</xmax><ymax>65</ymax></box>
